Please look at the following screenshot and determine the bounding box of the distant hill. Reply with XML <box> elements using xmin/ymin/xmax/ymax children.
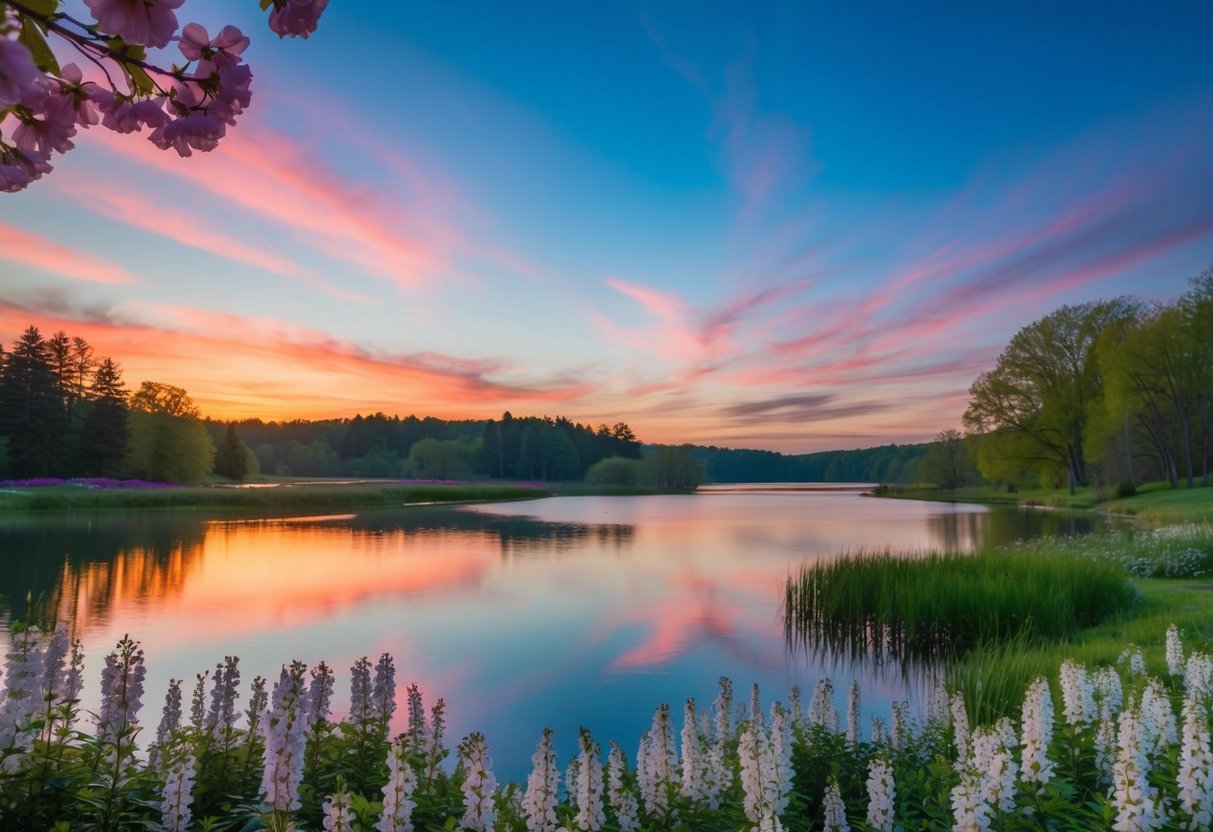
<box><xmin>645</xmin><ymin>442</ymin><xmax>933</xmax><ymax>485</ymax></box>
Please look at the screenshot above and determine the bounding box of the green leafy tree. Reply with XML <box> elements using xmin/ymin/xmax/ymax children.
<box><xmin>964</xmin><ymin>299</ymin><xmax>1136</xmax><ymax>493</ymax></box>
<box><xmin>645</xmin><ymin>445</ymin><xmax>707</xmax><ymax>490</ymax></box>
<box><xmin>127</xmin><ymin>381</ymin><xmax>215</xmax><ymax>484</ymax></box>
<box><xmin>79</xmin><ymin>357</ymin><xmax>131</xmax><ymax>477</ymax></box>
<box><xmin>585</xmin><ymin>456</ymin><xmax>647</xmax><ymax>487</ymax></box>
<box><xmin>919</xmin><ymin>429</ymin><xmax>977</xmax><ymax>489</ymax></box>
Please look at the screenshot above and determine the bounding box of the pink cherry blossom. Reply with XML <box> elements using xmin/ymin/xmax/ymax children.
<box><xmin>179</xmin><ymin>23</ymin><xmax>249</xmax><ymax>78</ymax></box>
<box><xmin>148</xmin><ymin>110</ymin><xmax>225</xmax><ymax>157</ymax></box>
<box><xmin>0</xmin><ymin>146</ymin><xmax>51</xmax><ymax>193</ymax></box>
<box><xmin>56</xmin><ymin>64</ymin><xmax>103</xmax><ymax>129</ymax></box>
<box><xmin>208</xmin><ymin>64</ymin><xmax>252</xmax><ymax>125</ymax></box>
<box><xmin>83</xmin><ymin>0</ymin><xmax>185</xmax><ymax>49</ymax></box>
<box><xmin>100</xmin><ymin>97</ymin><xmax>169</xmax><ymax>134</ymax></box>
<box><xmin>0</xmin><ymin>38</ymin><xmax>42</xmax><ymax>109</ymax></box>
<box><xmin>12</xmin><ymin>84</ymin><xmax>79</xmax><ymax>157</ymax></box>
<box><xmin>268</xmin><ymin>0</ymin><xmax>329</xmax><ymax>40</ymax></box>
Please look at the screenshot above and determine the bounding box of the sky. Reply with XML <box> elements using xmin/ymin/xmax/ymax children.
<box><xmin>3</xmin><ymin>0</ymin><xmax>1212</xmax><ymax>452</ymax></box>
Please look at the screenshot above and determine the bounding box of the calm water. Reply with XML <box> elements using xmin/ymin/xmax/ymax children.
<box><xmin>0</xmin><ymin>488</ymin><xmax>1102</xmax><ymax>781</ymax></box>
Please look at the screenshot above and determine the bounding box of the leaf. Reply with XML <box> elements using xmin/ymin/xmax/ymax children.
<box><xmin>236</xmin><ymin>818</ymin><xmax>266</xmax><ymax>832</ymax></box>
<box><xmin>22</xmin><ymin>0</ymin><xmax>58</xmax><ymax>15</ymax></box>
<box><xmin>260</xmin><ymin>0</ymin><xmax>274</xmax><ymax>10</ymax></box>
<box><xmin>18</xmin><ymin>17</ymin><xmax>60</xmax><ymax>76</ymax></box>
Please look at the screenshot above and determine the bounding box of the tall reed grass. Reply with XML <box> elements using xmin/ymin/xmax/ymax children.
<box><xmin>783</xmin><ymin>549</ymin><xmax>1136</xmax><ymax>659</ymax></box>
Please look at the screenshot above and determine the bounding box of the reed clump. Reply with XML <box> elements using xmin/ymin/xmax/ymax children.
<box><xmin>783</xmin><ymin>548</ymin><xmax>1136</xmax><ymax>659</ymax></box>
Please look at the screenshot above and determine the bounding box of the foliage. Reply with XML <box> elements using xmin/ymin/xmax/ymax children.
<box><xmin>964</xmin><ymin>298</ymin><xmax>1138</xmax><ymax>492</ymax></box>
<box><xmin>213</xmin><ymin>424</ymin><xmax>252</xmax><ymax>481</ymax></box>
<box><xmin>2</xmin><ymin>625</ymin><xmax>1212</xmax><ymax>831</ymax></box>
<box><xmin>645</xmin><ymin>444</ymin><xmax>707</xmax><ymax>490</ymax></box>
<box><xmin>783</xmin><ymin>548</ymin><xmax>1136</xmax><ymax>658</ymax></box>
<box><xmin>126</xmin><ymin>384</ymin><xmax>215</xmax><ymax>484</ymax></box>
<box><xmin>585</xmin><ymin>455</ymin><xmax>647</xmax><ymax>487</ymax></box>
<box><xmin>684</xmin><ymin>441</ymin><xmax>932</xmax><ymax>485</ymax></box>
<box><xmin>1</xmin><ymin>0</ymin><xmax>327</xmax><ymax>192</ymax></box>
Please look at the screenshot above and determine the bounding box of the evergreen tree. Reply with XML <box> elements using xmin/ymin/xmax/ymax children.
<box><xmin>80</xmin><ymin>358</ymin><xmax>131</xmax><ymax>477</ymax></box>
<box><xmin>214</xmin><ymin>424</ymin><xmax>251</xmax><ymax>481</ymax></box>
<box><xmin>0</xmin><ymin>326</ymin><xmax>67</xmax><ymax>477</ymax></box>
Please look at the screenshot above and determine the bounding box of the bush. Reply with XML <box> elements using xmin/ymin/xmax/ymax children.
<box><xmin>584</xmin><ymin>456</ymin><xmax>647</xmax><ymax>487</ymax></box>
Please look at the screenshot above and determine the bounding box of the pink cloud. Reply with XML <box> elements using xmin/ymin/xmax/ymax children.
<box><xmin>0</xmin><ymin>222</ymin><xmax>136</xmax><ymax>285</ymax></box>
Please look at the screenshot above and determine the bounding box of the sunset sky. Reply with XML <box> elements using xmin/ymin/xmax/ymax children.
<box><xmin>3</xmin><ymin>1</ymin><xmax>1212</xmax><ymax>452</ymax></box>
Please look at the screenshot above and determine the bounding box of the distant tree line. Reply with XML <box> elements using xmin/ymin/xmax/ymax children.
<box><xmin>923</xmin><ymin>264</ymin><xmax>1213</xmax><ymax>494</ymax></box>
<box><xmin>675</xmin><ymin>442</ymin><xmax>933</xmax><ymax>485</ymax></box>
<box><xmin>0</xmin><ymin>325</ymin><xmax>647</xmax><ymax>485</ymax></box>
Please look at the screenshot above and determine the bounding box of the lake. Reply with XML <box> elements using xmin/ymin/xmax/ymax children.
<box><xmin>0</xmin><ymin>487</ymin><xmax>1103</xmax><ymax>782</ymax></box>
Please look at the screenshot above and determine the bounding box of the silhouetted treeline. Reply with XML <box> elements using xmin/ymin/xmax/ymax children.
<box><xmin>214</xmin><ymin>411</ymin><xmax>642</xmax><ymax>481</ymax></box>
<box><xmin>672</xmin><ymin>442</ymin><xmax>933</xmax><ymax>484</ymax></box>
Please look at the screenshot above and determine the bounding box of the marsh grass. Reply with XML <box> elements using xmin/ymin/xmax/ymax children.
<box><xmin>0</xmin><ymin>482</ymin><xmax>550</xmax><ymax>511</ymax></box>
<box><xmin>783</xmin><ymin>548</ymin><xmax>1136</xmax><ymax>662</ymax></box>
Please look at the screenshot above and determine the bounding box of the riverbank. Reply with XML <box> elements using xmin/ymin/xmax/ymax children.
<box><xmin>872</xmin><ymin>479</ymin><xmax>1213</xmax><ymax>523</ymax></box>
<box><xmin>0</xmin><ymin>478</ymin><xmax>676</xmax><ymax>512</ymax></box>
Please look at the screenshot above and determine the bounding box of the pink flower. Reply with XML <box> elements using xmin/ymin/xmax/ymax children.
<box><xmin>268</xmin><ymin>0</ymin><xmax>329</xmax><ymax>39</ymax></box>
<box><xmin>0</xmin><ymin>38</ymin><xmax>42</xmax><ymax>109</ymax></box>
<box><xmin>55</xmin><ymin>64</ymin><xmax>102</xmax><ymax>129</ymax></box>
<box><xmin>12</xmin><ymin>86</ymin><xmax>79</xmax><ymax>156</ymax></box>
<box><xmin>0</xmin><ymin>146</ymin><xmax>51</xmax><ymax>193</ymax></box>
<box><xmin>83</xmin><ymin>0</ymin><xmax>185</xmax><ymax>49</ymax></box>
<box><xmin>100</xmin><ymin>97</ymin><xmax>169</xmax><ymax>134</ymax></box>
<box><xmin>208</xmin><ymin>64</ymin><xmax>252</xmax><ymax>125</ymax></box>
<box><xmin>149</xmin><ymin>110</ymin><xmax>226</xmax><ymax>157</ymax></box>
<box><xmin>179</xmin><ymin>23</ymin><xmax>249</xmax><ymax>78</ymax></box>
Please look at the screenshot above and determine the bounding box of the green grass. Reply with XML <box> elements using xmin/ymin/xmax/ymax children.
<box><xmin>782</xmin><ymin>548</ymin><xmax>1135</xmax><ymax>660</ymax></box>
<box><xmin>0</xmin><ymin>482</ymin><xmax>551</xmax><ymax>511</ymax></box>
<box><xmin>876</xmin><ymin>479</ymin><xmax>1213</xmax><ymax>522</ymax></box>
<box><xmin>950</xmin><ymin>578</ymin><xmax>1213</xmax><ymax>723</ymax></box>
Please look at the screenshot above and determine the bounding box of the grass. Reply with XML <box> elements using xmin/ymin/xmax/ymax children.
<box><xmin>0</xmin><ymin>481</ymin><xmax>551</xmax><ymax>511</ymax></box>
<box><xmin>950</xmin><ymin>578</ymin><xmax>1213</xmax><ymax>723</ymax></box>
<box><xmin>875</xmin><ymin>479</ymin><xmax>1213</xmax><ymax>522</ymax></box>
<box><xmin>782</xmin><ymin>548</ymin><xmax>1135</xmax><ymax>660</ymax></box>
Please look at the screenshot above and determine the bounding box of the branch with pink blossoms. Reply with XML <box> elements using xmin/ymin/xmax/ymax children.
<box><xmin>0</xmin><ymin>0</ymin><xmax>328</xmax><ymax>193</ymax></box>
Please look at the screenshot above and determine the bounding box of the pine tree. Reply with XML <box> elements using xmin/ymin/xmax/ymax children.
<box><xmin>0</xmin><ymin>326</ymin><xmax>67</xmax><ymax>477</ymax></box>
<box><xmin>80</xmin><ymin>357</ymin><xmax>131</xmax><ymax>478</ymax></box>
<box><xmin>214</xmin><ymin>424</ymin><xmax>250</xmax><ymax>481</ymax></box>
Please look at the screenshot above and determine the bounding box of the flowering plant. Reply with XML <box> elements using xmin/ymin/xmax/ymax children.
<box><xmin>0</xmin><ymin>0</ymin><xmax>327</xmax><ymax>192</ymax></box>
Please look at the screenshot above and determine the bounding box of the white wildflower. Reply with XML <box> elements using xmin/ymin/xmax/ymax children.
<box><xmin>160</xmin><ymin>749</ymin><xmax>196</xmax><ymax>832</ymax></box>
<box><xmin>680</xmin><ymin>698</ymin><xmax>706</xmax><ymax>804</ymax></box>
<box><xmin>574</xmin><ymin>728</ymin><xmax>604</xmax><ymax>832</ymax></box>
<box><xmin>951</xmin><ymin>692</ymin><xmax>970</xmax><ymax>769</ymax></box>
<box><xmin>891</xmin><ymin>701</ymin><xmax>909</xmax><ymax>751</ymax></box>
<box><xmin>0</xmin><ymin>626</ymin><xmax>44</xmax><ymax>770</ymax></box>
<box><xmin>1177</xmin><ymin>693</ymin><xmax>1213</xmax><ymax>830</ymax></box>
<box><xmin>714</xmin><ymin>677</ymin><xmax>733</xmax><ymax>742</ymax></box>
<box><xmin>1060</xmin><ymin>660</ymin><xmax>1095</xmax><ymax>727</ymax></box>
<box><xmin>950</xmin><ymin>771</ymin><xmax>991</xmax><ymax>832</ymax></box>
<box><xmin>750</xmin><ymin>682</ymin><xmax>763</xmax><ymax>726</ymax></box>
<box><xmin>374</xmin><ymin>652</ymin><xmax>397</xmax><ymax>724</ymax></box>
<box><xmin>770</xmin><ymin>701</ymin><xmax>793</xmax><ymax>814</ymax></box>
<box><xmin>789</xmin><ymin>684</ymin><xmax>804</xmax><ymax>731</ymax></box>
<box><xmin>406</xmin><ymin>682</ymin><xmax>428</xmax><ymax>751</ymax></box>
<box><xmin>809</xmin><ymin>678</ymin><xmax>836</xmax><ymax>730</ymax></box>
<box><xmin>865</xmin><ymin>757</ymin><xmax>895</xmax><ymax>832</ymax></box>
<box><xmin>973</xmin><ymin>718</ymin><xmax>1018</xmax><ymax>814</ymax></box>
<box><xmin>206</xmin><ymin>655</ymin><xmax>240</xmax><ymax>742</ymax></box>
<box><xmin>424</xmin><ymin>697</ymin><xmax>447</xmax><ymax>784</ymax></box>
<box><xmin>261</xmin><ymin>660</ymin><xmax>309</xmax><ymax>813</ymax></box>
<box><xmin>607</xmin><ymin>741</ymin><xmax>640</xmax><ymax>832</ymax></box>
<box><xmin>823</xmin><ymin>777</ymin><xmax>849</xmax><ymax>832</ymax></box>
<box><xmin>1139</xmin><ymin>678</ymin><xmax>1177</xmax><ymax>757</ymax></box>
<box><xmin>1112</xmin><ymin>707</ymin><xmax>1163</xmax><ymax>831</ymax></box>
<box><xmin>189</xmin><ymin>672</ymin><xmax>206</xmax><ymax>731</ymax></box>
<box><xmin>349</xmin><ymin>656</ymin><xmax>372</xmax><ymax>729</ymax></box>
<box><xmin>150</xmin><ymin>679</ymin><xmax>183</xmax><ymax>771</ymax></box>
<box><xmin>1094</xmin><ymin>665</ymin><xmax>1125</xmax><ymax>719</ymax></box>
<box><xmin>523</xmin><ymin>728</ymin><xmax>560</xmax><ymax>832</ymax></box>
<box><xmin>1119</xmin><ymin>646</ymin><xmax>1147</xmax><ymax>679</ymax></box>
<box><xmin>306</xmin><ymin>660</ymin><xmax>335</xmax><ymax>735</ymax></box>
<box><xmin>377</xmin><ymin>734</ymin><xmax>418</xmax><ymax>832</ymax></box>
<box><xmin>1020</xmin><ymin>676</ymin><xmax>1055</xmax><ymax>788</ymax></box>
<box><xmin>1167</xmin><ymin>625</ymin><xmax>1186</xmax><ymax>679</ymax></box>
<box><xmin>459</xmin><ymin>731</ymin><xmax>497</xmax><ymax>832</ymax></box>
<box><xmin>1186</xmin><ymin>652</ymin><xmax>1213</xmax><ymax>701</ymax></box>
<box><xmin>927</xmin><ymin>677</ymin><xmax>950</xmax><ymax>730</ymax></box>
<box><xmin>323</xmin><ymin>786</ymin><xmax>354</xmax><ymax>832</ymax></box>
<box><xmin>638</xmin><ymin>703</ymin><xmax>677</xmax><ymax>822</ymax></box>
<box><xmin>96</xmin><ymin>635</ymin><xmax>146</xmax><ymax>773</ymax></box>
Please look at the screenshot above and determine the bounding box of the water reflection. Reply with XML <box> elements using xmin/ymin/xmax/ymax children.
<box><xmin>0</xmin><ymin>494</ymin><xmax>1105</xmax><ymax>782</ymax></box>
<box><xmin>927</xmin><ymin>506</ymin><xmax>1103</xmax><ymax>552</ymax></box>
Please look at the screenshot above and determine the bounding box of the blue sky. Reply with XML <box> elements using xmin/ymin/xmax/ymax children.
<box><xmin>2</xmin><ymin>0</ymin><xmax>1211</xmax><ymax>450</ymax></box>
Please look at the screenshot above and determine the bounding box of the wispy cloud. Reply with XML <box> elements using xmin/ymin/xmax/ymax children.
<box><xmin>0</xmin><ymin>222</ymin><xmax>137</xmax><ymax>285</ymax></box>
